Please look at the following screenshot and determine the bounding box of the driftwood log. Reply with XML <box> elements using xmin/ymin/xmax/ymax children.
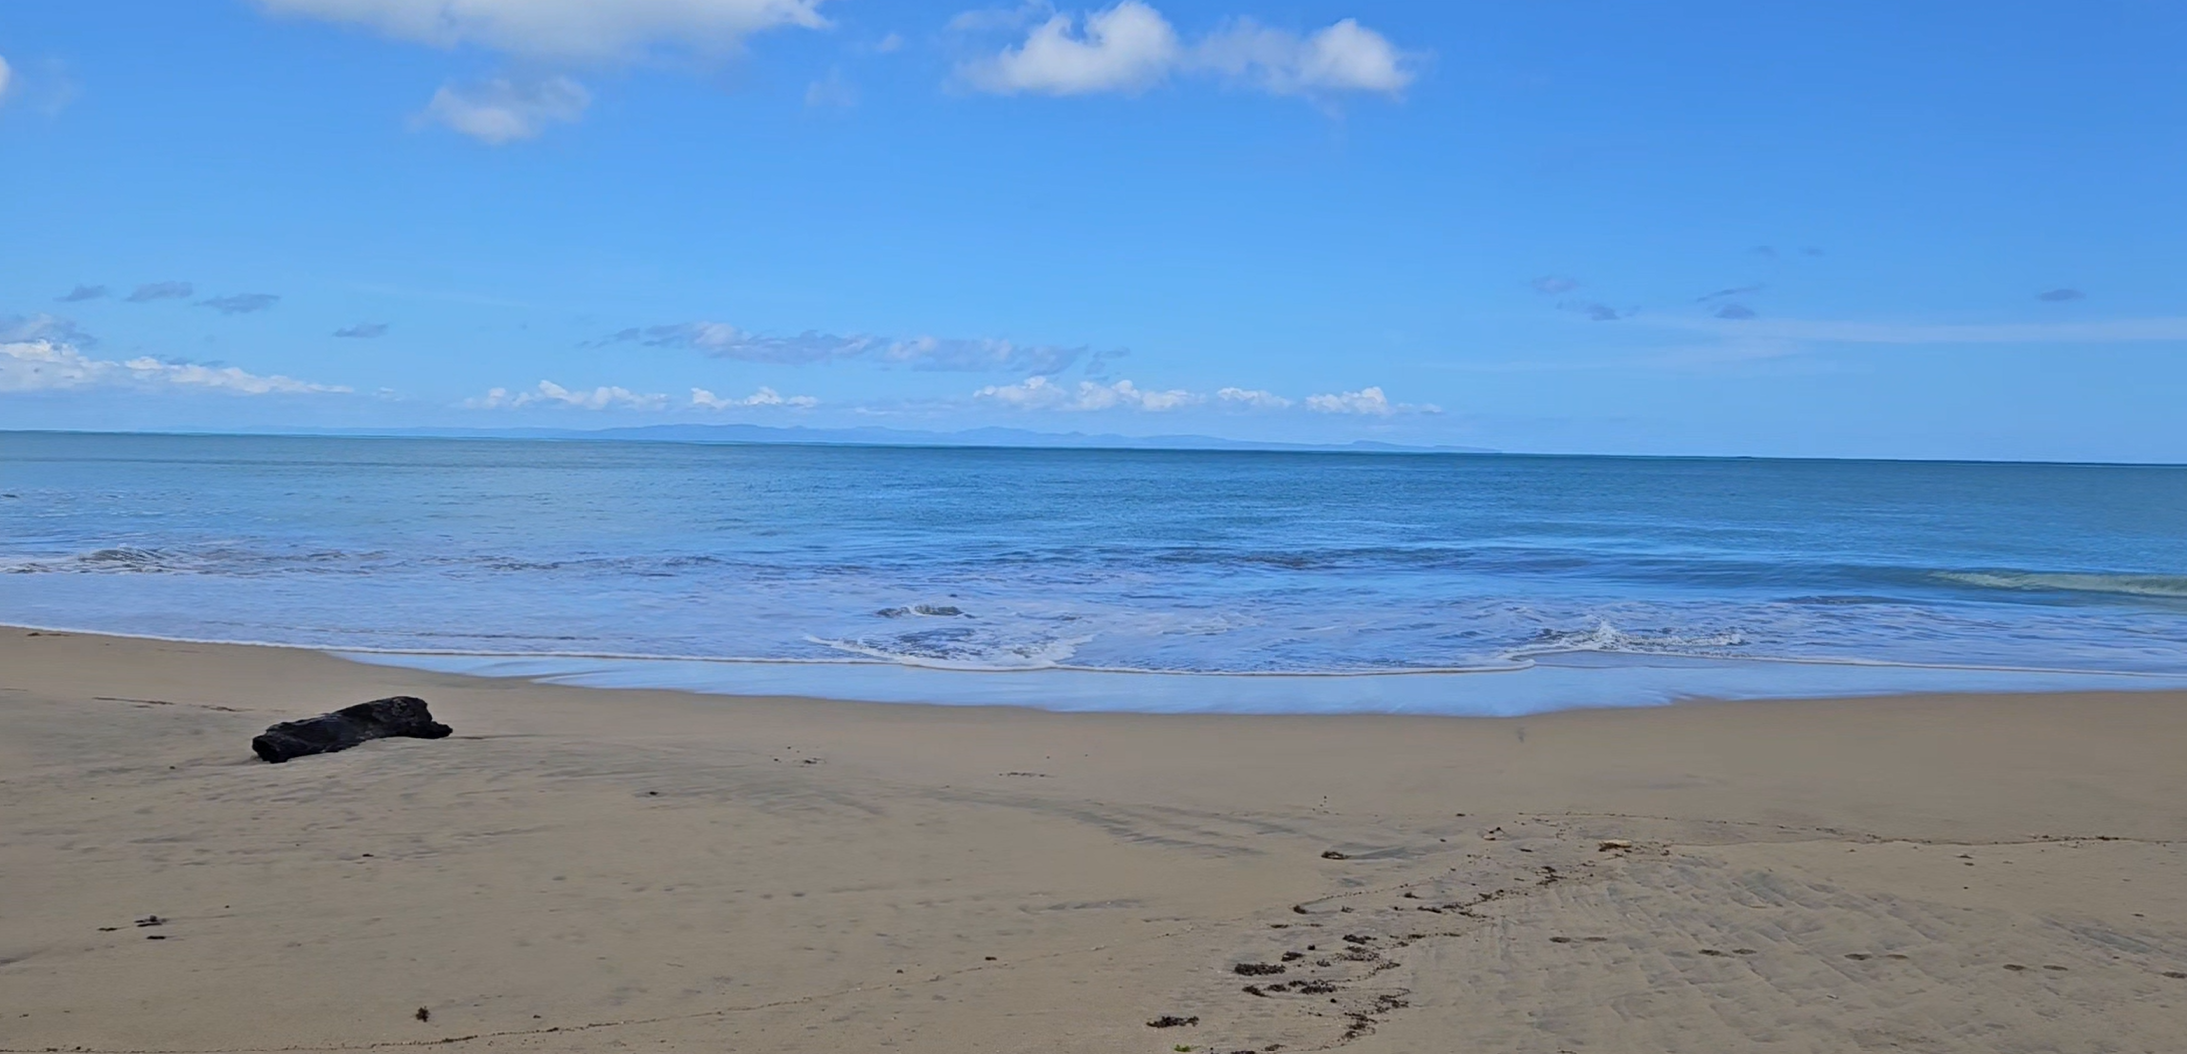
<box><xmin>251</xmin><ymin>696</ymin><xmax>452</xmax><ymax>763</ymax></box>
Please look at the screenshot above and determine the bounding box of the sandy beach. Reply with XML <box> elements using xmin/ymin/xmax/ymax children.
<box><xmin>4</xmin><ymin>627</ymin><xmax>2185</xmax><ymax>1053</ymax></box>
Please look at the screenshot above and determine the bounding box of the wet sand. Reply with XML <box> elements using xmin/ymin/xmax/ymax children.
<box><xmin>3</xmin><ymin>626</ymin><xmax>2185</xmax><ymax>1052</ymax></box>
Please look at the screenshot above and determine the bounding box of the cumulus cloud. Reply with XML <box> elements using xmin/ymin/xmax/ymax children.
<box><xmin>957</xmin><ymin>2</ymin><xmax>1415</xmax><ymax>99</ymax></box>
<box><xmin>2037</xmin><ymin>288</ymin><xmax>2085</xmax><ymax>302</ymax></box>
<box><xmin>468</xmin><ymin>380</ymin><xmax>670</xmax><ymax>410</ymax></box>
<box><xmin>1195</xmin><ymin>17</ymin><xmax>1413</xmax><ymax>96</ymax></box>
<box><xmin>613</xmin><ymin>322</ymin><xmax>1086</xmax><ymax>373</ymax></box>
<box><xmin>691</xmin><ymin>385</ymin><xmax>818</xmax><ymax>409</ymax></box>
<box><xmin>1</xmin><ymin>337</ymin><xmax>350</xmax><ymax>396</ymax></box>
<box><xmin>424</xmin><ymin>75</ymin><xmax>590</xmax><ymax>144</ymax></box>
<box><xmin>963</xmin><ymin>1</ymin><xmax>1181</xmax><ymax>95</ymax></box>
<box><xmin>335</xmin><ymin>322</ymin><xmax>390</xmax><ymax>338</ymax></box>
<box><xmin>1305</xmin><ymin>386</ymin><xmax>1391</xmax><ymax>415</ymax></box>
<box><xmin>1304</xmin><ymin>386</ymin><xmax>1438</xmax><ymax>416</ymax></box>
<box><xmin>255</xmin><ymin>0</ymin><xmax>829</xmax><ymax>61</ymax></box>
<box><xmin>975</xmin><ymin>375</ymin><xmax>1198</xmax><ymax>411</ymax></box>
<box><xmin>469</xmin><ymin>379</ymin><xmax>815</xmax><ymax>411</ymax></box>
<box><xmin>1529</xmin><ymin>275</ymin><xmax>1578</xmax><ymax>295</ymax></box>
<box><xmin>1215</xmin><ymin>386</ymin><xmax>1290</xmax><ymax>409</ymax></box>
<box><xmin>971</xmin><ymin>376</ymin><xmax>1433</xmax><ymax>415</ymax></box>
<box><xmin>57</xmin><ymin>284</ymin><xmax>107</xmax><ymax>302</ymax></box>
<box><xmin>126</xmin><ymin>281</ymin><xmax>195</xmax><ymax>303</ymax></box>
<box><xmin>197</xmin><ymin>293</ymin><xmax>282</xmax><ymax>315</ymax></box>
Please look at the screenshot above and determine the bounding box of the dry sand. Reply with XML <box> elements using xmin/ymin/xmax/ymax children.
<box><xmin>3</xmin><ymin>627</ymin><xmax>2186</xmax><ymax>1053</ymax></box>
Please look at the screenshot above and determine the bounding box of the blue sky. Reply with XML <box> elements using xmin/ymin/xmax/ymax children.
<box><xmin>2</xmin><ymin>1</ymin><xmax>2183</xmax><ymax>460</ymax></box>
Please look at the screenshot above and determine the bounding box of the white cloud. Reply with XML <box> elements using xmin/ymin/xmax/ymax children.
<box><xmin>1304</xmin><ymin>386</ymin><xmax>1438</xmax><ymax>416</ymax></box>
<box><xmin>423</xmin><ymin>75</ymin><xmax>590</xmax><ymax>144</ymax></box>
<box><xmin>975</xmin><ymin>375</ymin><xmax>1199</xmax><ymax>411</ymax></box>
<box><xmin>1215</xmin><ymin>386</ymin><xmax>1291</xmax><ymax>409</ymax></box>
<box><xmin>1</xmin><ymin>338</ymin><xmax>351</xmax><ymax>396</ymax></box>
<box><xmin>957</xmin><ymin>3</ymin><xmax>1415</xmax><ymax>98</ymax></box>
<box><xmin>469</xmin><ymin>380</ymin><xmax>815</xmax><ymax>411</ymax></box>
<box><xmin>469</xmin><ymin>380</ymin><xmax>669</xmax><ymax>410</ymax></box>
<box><xmin>691</xmin><ymin>385</ymin><xmax>818</xmax><ymax>409</ymax></box>
<box><xmin>256</xmin><ymin>0</ymin><xmax>829</xmax><ymax>61</ymax></box>
<box><xmin>0</xmin><ymin>55</ymin><xmax>13</xmax><ymax>102</ymax></box>
<box><xmin>974</xmin><ymin>376</ymin><xmax>1434</xmax><ymax>415</ymax></box>
<box><xmin>962</xmin><ymin>1</ymin><xmax>1181</xmax><ymax>95</ymax></box>
<box><xmin>1195</xmin><ymin>17</ymin><xmax>1413</xmax><ymax>96</ymax></box>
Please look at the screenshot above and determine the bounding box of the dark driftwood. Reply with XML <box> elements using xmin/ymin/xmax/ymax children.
<box><xmin>251</xmin><ymin>696</ymin><xmax>451</xmax><ymax>763</ymax></box>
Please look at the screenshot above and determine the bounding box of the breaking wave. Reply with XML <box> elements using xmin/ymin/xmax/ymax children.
<box><xmin>1502</xmin><ymin>621</ymin><xmax>1751</xmax><ymax>659</ymax></box>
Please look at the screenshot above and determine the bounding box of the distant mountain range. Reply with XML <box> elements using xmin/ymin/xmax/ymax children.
<box><xmin>252</xmin><ymin>422</ymin><xmax>1499</xmax><ymax>455</ymax></box>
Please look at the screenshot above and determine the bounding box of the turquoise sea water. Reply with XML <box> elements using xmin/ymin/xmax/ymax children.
<box><xmin>3</xmin><ymin>431</ymin><xmax>2185</xmax><ymax>714</ymax></box>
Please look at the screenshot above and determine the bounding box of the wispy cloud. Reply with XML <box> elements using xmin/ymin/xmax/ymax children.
<box><xmin>56</xmin><ymin>284</ymin><xmax>107</xmax><ymax>302</ymax></box>
<box><xmin>125</xmin><ymin>281</ymin><xmax>194</xmax><ymax>303</ymax></box>
<box><xmin>1529</xmin><ymin>275</ymin><xmax>1578</xmax><ymax>295</ymax></box>
<box><xmin>334</xmin><ymin>322</ymin><xmax>389</xmax><ymax>338</ymax></box>
<box><xmin>1696</xmin><ymin>284</ymin><xmax>1763</xmax><ymax>302</ymax></box>
<box><xmin>974</xmin><ymin>376</ymin><xmax>1434</xmax><ymax>415</ymax></box>
<box><xmin>1666</xmin><ymin>316</ymin><xmax>2187</xmax><ymax>345</ymax></box>
<box><xmin>805</xmin><ymin>68</ymin><xmax>859</xmax><ymax>108</ymax></box>
<box><xmin>197</xmin><ymin>292</ymin><xmax>282</xmax><ymax>315</ymax></box>
<box><xmin>423</xmin><ymin>76</ymin><xmax>590</xmax><ymax>144</ymax></box>
<box><xmin>2037</xmin><ymin>288</ymin><xmax>2085</xmax><ymax>302</ymax></box>
<box><xmin>255</xmin><ymin>0</ymin><xmax>829</xmax><ymax>61</ymax></box>
<box><xmin>1562</xmin><ymin>301</ymin><xmax>1627</xmax><ymax>322</ymax></box>
<box><xmin>2</xmin><ymin>335</ymin><xmax>350</xmax><ymax>396</ymax></box>
<box><xmin>1</xmin><ymin>313</ymin><xmax>98</xmax><ymax>348</ymax></box>
<box><xmin>956</xmin><ymin>2</ymin><xmax>1416</xmax><ymax>99</ymax></box>
<box><xmin>469</xmin><ymin>380</ymin><xmax>816</xmax><ymax>411</ymax></box>
<box><xmin>1714</xmin><ymin>303</ymin><xmax>1757</xmax><ymax>320</ymax></box>
<box><xmin>609</xmin><ymin>322</ymin><xmax>1088</xmax><ymax>373</ymax></box>
<box><xmin>0</xmin><ymin>54</ymin><xmax>12</xmax><ymax>103</ymax></box>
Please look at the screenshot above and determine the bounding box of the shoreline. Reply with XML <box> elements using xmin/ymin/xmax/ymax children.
<box><xmin>12</xmin><ymin>619</ymin><xmax>2187</xmax><ymax>719</ymax></box>
<box><xmin>5</xmin><ymin>625</ymin><xmax>2186</xmax><ymax>1052</ymax></box>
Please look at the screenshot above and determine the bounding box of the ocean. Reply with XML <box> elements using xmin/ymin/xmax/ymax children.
<box><xmin>4</xmin><ymin>431</ymin><xmax>2184</xmax><ymax>714</ymax></box>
